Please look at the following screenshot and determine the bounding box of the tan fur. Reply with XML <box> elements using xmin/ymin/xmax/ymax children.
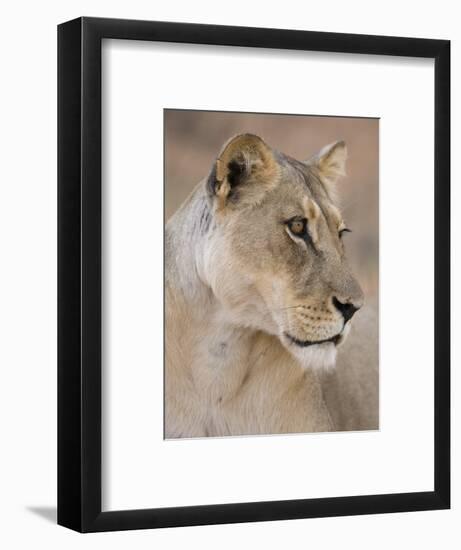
<box><xmin>303</xmin><ymin>196</ymin><xmax>320</xmax><ymax>243</ymax></box>
<box><xmin>165</xmin><ymin>135</ymin><xmax>377</xmax><ymax>438</ymax></box>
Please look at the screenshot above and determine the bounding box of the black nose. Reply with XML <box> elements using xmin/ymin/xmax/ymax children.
<box><xmin>332</xmin><ymin>297</ymin><xmax>359</xmax><ymax>322</ymax></box>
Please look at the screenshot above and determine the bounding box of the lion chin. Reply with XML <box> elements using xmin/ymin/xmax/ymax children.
<box><xmin>281</xmin><ymin>323</ymin><xmax>351</xmax><ymax>371</ymax></box>
<box><xmin>282</xmin><ymin>341</ymin><xmax>337</xmax><ymax>371</ymax></box>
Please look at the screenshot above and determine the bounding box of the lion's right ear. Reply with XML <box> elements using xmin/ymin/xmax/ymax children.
<box><xmin>207</xmin><ymin>134</ymin><xmax>279</xmax><ymax>210</ymax></box>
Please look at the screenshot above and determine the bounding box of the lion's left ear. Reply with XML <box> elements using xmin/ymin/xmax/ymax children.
<box><xmin>309</xmin><ymin>140</ymin><xmax>347</xmax><ymax>189</ymax></box>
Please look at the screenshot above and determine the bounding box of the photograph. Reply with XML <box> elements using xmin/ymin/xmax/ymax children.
<box><xmin>164</xmin><ymin>109</ymin><xmax>379</xmax><ymax>438</ymax></box>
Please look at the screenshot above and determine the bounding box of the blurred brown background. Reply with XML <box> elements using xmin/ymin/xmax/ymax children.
<box><xmin>164</xmin><ymin>110</ymin><xmax>378</xmax><ymax>299</ymax></box>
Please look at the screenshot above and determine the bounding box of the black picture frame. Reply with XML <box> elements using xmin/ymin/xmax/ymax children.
<box><xmin>58</xmin><ymin>16</ymin><xmax>450</xmax><ymax>533</ymax></box>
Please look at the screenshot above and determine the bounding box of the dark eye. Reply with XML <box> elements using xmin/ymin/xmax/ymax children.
<box><xmin>287</xmin><ymin>217</ymin><xmax>308</xmax><ymax>237</ymax></box>
<box><xmin>339</xmin><ymin>228</ymin><xmax>352</xmax><ymax>238</ymax></box>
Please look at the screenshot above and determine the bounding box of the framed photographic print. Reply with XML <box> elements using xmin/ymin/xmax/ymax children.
<box><xmin>58</xmin><ymin>17</ymin><xmax>450</xmax><ymax>532</ymax></box>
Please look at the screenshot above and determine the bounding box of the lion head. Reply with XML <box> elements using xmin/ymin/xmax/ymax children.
<box><xmin>198</xmin><ymin>134</ymin><xmax>364</xmax><ymax>370</ymax></box>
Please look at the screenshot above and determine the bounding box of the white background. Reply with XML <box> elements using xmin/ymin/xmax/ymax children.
<box><xmin>103</xmin><ymin>41</ymin><xmax>434</xmax><ymax>510</ymax></box>
<box><xmin>0</xmin><ymin>1</ymin><xmax>457</xmax><ymax>549</ymax></box>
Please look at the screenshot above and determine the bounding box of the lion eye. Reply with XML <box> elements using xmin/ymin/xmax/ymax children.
<box><xmin>287</xmin><ymin>218</ymin><xmax>307</xmax><ymax>236</ymax></box>
<box><xmin>339</xmin><ymin>228</ymin><xmax>352</xmax><ymax>238</ymax></box>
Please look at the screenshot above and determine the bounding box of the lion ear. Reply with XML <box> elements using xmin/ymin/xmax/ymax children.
<box><xmin>309</xmin><ymin>140</ymin><xmax>347</xmax><ymax>190</ymax></box>
<box><xmin>207</xmin><ymin>134</ymin><xmax>279</xmax><ymax>210</ymax></box>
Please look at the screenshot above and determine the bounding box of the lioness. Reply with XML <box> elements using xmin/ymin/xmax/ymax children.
<box><xmin>165</xmin><ymin>134</ymin><xmax>378</xmax><ymax>438</ymax></box>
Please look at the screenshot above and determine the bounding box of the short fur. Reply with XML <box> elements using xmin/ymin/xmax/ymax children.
<box><xmin>165</xmin><ymin>134</ymin><xmax>377</xmax><ymax>438</ymax></box>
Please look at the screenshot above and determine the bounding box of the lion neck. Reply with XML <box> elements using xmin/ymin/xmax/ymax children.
<box><xmin>165</xmin><ymin>184</ymin><xmax>263</xmax><ymax>382</ymax></box>
<box><xmin>165</xmin><ymin>184</ymin><xmax>213</xmax><ymax>309</ymax></box>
